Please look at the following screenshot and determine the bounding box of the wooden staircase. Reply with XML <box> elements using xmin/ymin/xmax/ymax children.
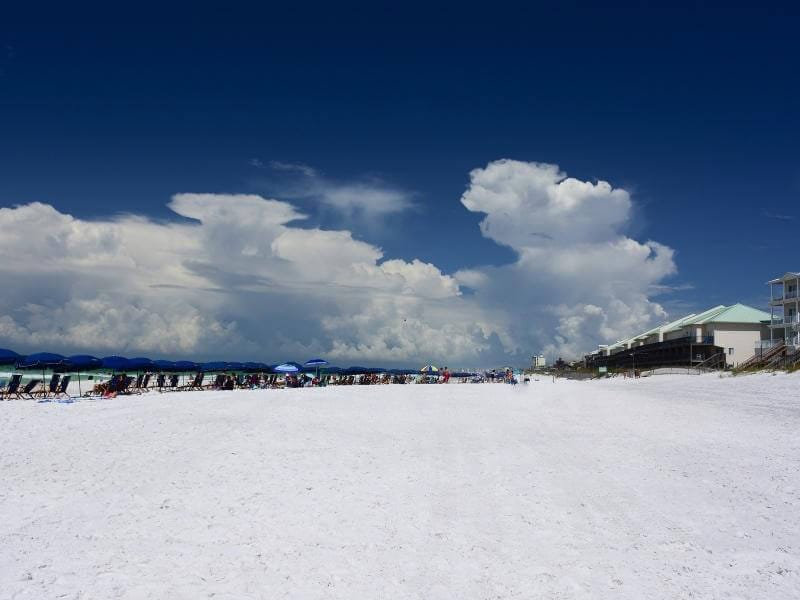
<box><xmin>737</xmin><ymin>340</ymin><xmax>785</xmax><ymax>370</ymax></box>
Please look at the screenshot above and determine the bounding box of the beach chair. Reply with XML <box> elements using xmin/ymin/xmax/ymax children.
<box><xmin>11</xmin><ymin>378</ymin><xmax>42</xmax><ymax>400</ymax></box>
<box><xmin>1</xmin><ymin>374</ymin><xmax>22</xmax><ymax>400</ymax></box>
<box><xmin>207</xmin><ymin>374</ymin><xmax>225</xmax><ymax>389</ymax></box>
<box><xmin>35</xmin><ymin>373</ymin><xmax>61</xmax><ymax>398</ymax></box>
<box><xmin>156</xmin><ymin>373</ymin><xmax>166</xmax><ymax>389</ymax></box>
<box><xmin>168</xmin><ymin>374</ymin><xmax>179</xmax><ymax>388</ymax></box>
<box><xmin>54</xmin><ymin>375</ymin><xmax>71</xmax><ymax>398</ymax></box>
<box><xmin>181</xmin><ymin>372</ymin><xmax>204</xmax><ymax>391</ymax></box>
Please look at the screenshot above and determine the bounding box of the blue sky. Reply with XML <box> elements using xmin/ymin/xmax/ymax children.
<box><xmin>0</xmin><ymin>2</ymin><xmax>798</xmax><ymax>364</ymax></box>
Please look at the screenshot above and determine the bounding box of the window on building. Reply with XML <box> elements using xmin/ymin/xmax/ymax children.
<box><xmin>728</xmin><ymin>348</ymin><xmax>734</xmax><ymax>355</ymax></box>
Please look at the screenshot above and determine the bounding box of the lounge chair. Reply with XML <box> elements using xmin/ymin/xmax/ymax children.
<box><xmin>54</xmin><ymin>375</ymin><xmax>71</xmax><ymax>398</ymax></box>
<box><xmin>36</xmin><ymin>373</ymin><xmax>61</xmax><ymax>398</ymax></box>
<box><xmin>1</xmin><ymin>374</ymin><xmax>22</xmax><ymax>400</ymax></box>
<box><xmin>182</xmin><ymin>372</ymin><xmax>204</xmax><ymax>391</ymax></box>
<box><xmin>10</xmin><ymin>378</ymin><xmax>42</xmax><ymax>400</ymax></box>
<box><xmin>207</xmin><ymin>374</ymin><xmax>225</xmax><ymax>389</ymax></box>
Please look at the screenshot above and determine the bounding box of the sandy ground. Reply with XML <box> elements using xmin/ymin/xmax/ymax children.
<box><xmin>1</xmin><ymin>373</ymin><xmax>799</xmax><ymax>599</ymax></box>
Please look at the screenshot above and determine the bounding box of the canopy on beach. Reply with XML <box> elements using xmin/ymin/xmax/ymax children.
<box><xmin>17</xmin><ymin>353</ymin><xmax>71</xmax><ymax>369</ymax></box>
<box><xmin>0</xmin><ymin>348</ymin><xmax>20</xmax><ymax>365</ymax></box>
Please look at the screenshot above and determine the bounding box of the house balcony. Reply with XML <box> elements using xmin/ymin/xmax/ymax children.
<box><xmin>769</xmin><ymin>314</ymin><xmax>800</xmax><ymax>328</ymax></box>
<box><xmin>771</xmin><ymin>289</ymin><xmax>799</xmax><ymax>305</ymax></box>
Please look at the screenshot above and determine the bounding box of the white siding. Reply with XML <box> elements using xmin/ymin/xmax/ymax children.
<box><xmin>713</xmin><ymin>324</ymin><xmax>768</xmax><ymax>367</ymax></box>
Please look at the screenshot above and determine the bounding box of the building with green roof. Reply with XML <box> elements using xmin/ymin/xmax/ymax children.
<box><xmin>590</xmin><ymin>303</ymin><xmax>769</xmax><ymax>369</ymax></box>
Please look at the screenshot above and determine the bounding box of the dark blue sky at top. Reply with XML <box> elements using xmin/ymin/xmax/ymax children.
<box><xmin>1</xmin><ymin>1</ymin><xmax>798</xmax><ymax>313</ymax></box>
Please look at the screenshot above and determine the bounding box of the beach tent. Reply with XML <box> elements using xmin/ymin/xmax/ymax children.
<box><xmin>0</xmin><ymin>348</ymin><xmax>20</xmax><ymax>365</ymax></box>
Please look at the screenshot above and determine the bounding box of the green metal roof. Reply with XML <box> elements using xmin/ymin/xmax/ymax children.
<box><xmin>691</xmin><ymin>303</ymin><xmax>770</xmax><ymax>324</ymax></box>
<box><xmin>598</xmin><ymin>303</ymin><xmax>767</xmax><ymax>354</ymax></box>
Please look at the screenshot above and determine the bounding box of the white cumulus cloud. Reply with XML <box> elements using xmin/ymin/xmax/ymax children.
<box><xmin>0</xmin><ymin>159</ymin><xmax>678</xmax><ymax>365</ymax></box>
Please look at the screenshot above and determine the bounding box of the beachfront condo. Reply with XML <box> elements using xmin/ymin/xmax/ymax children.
<box><xmin>768</xmin><ymin>271</ymin><xmax>800</xmax><ymax>349</ymax></box>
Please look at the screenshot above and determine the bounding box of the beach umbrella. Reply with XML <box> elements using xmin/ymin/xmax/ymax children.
<box><xmin>274</xmin><ymin>362</ymin><xmax>300</xmax><ymax>373</ymax></box>
<box><xmin>420</xmin><ymin>365</ymin><xmax>439</xmax><ymax>373</ymax></box>
<box><xmin>17</xmin><ymin>352</ymin><xmax>71</xmax><ymax>369</ymax></box>
<box><xmin>68</xmin><ymin>355</ymin><xmax>102</xmax><ymax>370</ymax></box>
<box><xmin>68</xmin><ymin>355</ymin><xmax>102</xmax><ymax>396</ymax></box>
<box><xmin>303</xmin><ymin>358</ymin><xmax>328</xmax><ymax>380</ymax></box>
<box><xmin>173</xmin><ymin>361</ymin><xmax>198</xmax><ymax>371</ymax></box>
<box><xmin>303</xmin><ymin>358</ymin><xmax>328</xmax><ymax>367</ymax></box>
<box><xmin>128</xmin><ymin>357</ymin><xmax>155</xmax><ymax>371</ymax></box>
<box><xmin>101</xmin><ymin>356</ymin><xmax>132</xmax><ymax>372</ymax></box>
<box><xmin>16</xmin><ymin>353</ymin><xmax>72</xmax><ymax>396</ymax></box>
<box><xmin>0</xmin><ymin>348</ymin><xmax>20</xmax><ymax>365</ymax></box>
<box><xmin>153</xmin><ymin>359</ymin><xmax>177</xmax><ymax>372</ymax></box>
<box><xmin>201</xmin><ymin>361</ymin><xmax>230</xmax><ymax>372</ymax></box>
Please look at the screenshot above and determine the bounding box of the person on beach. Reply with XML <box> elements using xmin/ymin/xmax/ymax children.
<box><xmin>442</xmin><ymin>367</ymin><xmax>451</xmax><ymax>384</ymax></box>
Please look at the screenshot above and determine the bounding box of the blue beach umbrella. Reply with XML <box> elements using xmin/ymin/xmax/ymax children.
<box><xmin>128</xmin><ymin>357</ymin><xmax>155</xmax><ymax>371</ymax></box>
<box><xmin>420</xmin><ymin>365</ymin><xmax>439</xmax><ymax>373</ymax></box>
<box><xmin>153</xmin><ymin>359</ymin><xmax>177</xmax><ymax>372</ymax></box>
<box><xmin>303</xmin><ymin>358</ymin><xmax>328</xmax><ymax>367</ymax></box>
<box><xmin>173</xmin><ymin>360</ymin><xmax>198</xmax><ymax>372</ymax></box>
<box><xmin>17</xmin><ymin>352</ymin><xmax>71</xmax><ymax>369</ymax></box>
<box><xmin>68</xmin><ymin>355</ymin><xmax>102</xmax><ymax>395</ymax></box>
<box><xmin>101</xmin><ymin>356</ymin><xmax>132</xmax><ymax>372</ymax></box>
<box><xmin>0</xmin><ymin>348</ymin><xmax>20</xmax><ymax>365</ymax></box>
<box><xmin>274</xmin><ymin>362</ymin><xmax>300</xmax><ymax>373</ymax></box>
<box><xmin>68</xmin><ymin>355</ymin><xmax>102</xmax><ymax>370</ymax></box>
<box><xmin>201</xmin><ymin>361</ymin><xmax>230</xmax><ymax>372</ymax></box>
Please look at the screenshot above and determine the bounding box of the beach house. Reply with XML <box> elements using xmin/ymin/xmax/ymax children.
<box><xmin>768</xmin><ymin>272</ymin><xmax>800</xmax><ymax>349</ymax></box>
<box><xmin>586</xmin><ymin>303</ymin><xmax>770</xmax><ymax>370</ymax></box>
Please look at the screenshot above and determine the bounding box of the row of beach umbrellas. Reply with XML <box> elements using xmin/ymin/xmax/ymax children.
<box><xmin>0</xmin><ymin>349</ymin><xmax>436</xmax><ymax>376</ymax></box>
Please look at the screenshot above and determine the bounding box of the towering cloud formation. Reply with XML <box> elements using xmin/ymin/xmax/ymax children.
<box><xmin>0</xmin><ymin>160</ymin><xmax>677</xmax><ymax>364</ymax></box>
<box><xmin>458</xmin><ymin>160</ymin><xmax>676</xmax><ymax>358</ymax></box>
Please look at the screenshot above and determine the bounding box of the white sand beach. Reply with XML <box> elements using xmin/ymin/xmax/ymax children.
<box><xmin>1</xmin><ymin>373</ymin><xmax>799</xmax><ymax>599</ymax></box>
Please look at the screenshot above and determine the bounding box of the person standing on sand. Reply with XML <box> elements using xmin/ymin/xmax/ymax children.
<box><xmin>442</xmin><ymin>367</ymin><xmax>451</xmax><ymax>384</ymax></box>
